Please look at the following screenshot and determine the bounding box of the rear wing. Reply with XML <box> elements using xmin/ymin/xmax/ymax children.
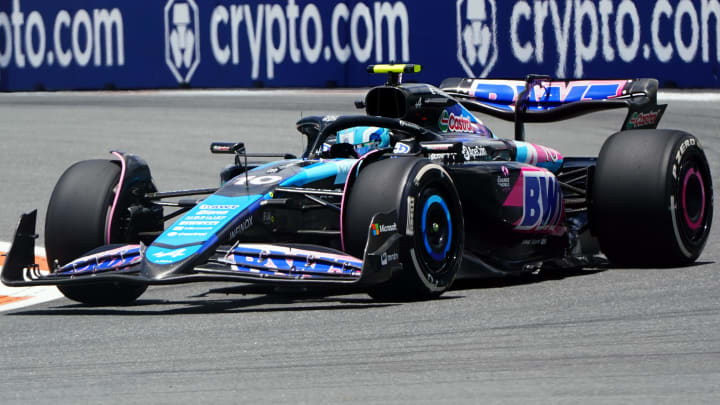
<box><xmin>440</xmin><ymin>75</ymin><xmax>667</xmax><ymax>140</ymax></box>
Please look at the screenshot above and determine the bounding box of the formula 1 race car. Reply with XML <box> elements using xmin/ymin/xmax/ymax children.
<box><xmin>1</xmin><ymin>64</ymin><xmax>713</xmax><ymax>305</ymax></box>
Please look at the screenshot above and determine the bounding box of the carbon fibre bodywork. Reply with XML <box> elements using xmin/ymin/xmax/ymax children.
<box><xmin>4</xmin><ymin>66</ymin><xmax>706</xmax><ymax>301</ymax></box>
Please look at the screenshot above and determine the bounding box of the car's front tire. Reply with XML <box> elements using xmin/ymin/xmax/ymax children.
<box><xmin>45</xmin><ymin>159</ymin><xmax>148</xmax><ymax>305</ymax></box>
<box><xmin>343</xmin><ymin>157</ymin><xmax>464</xmax><ymax>300</ymax></box>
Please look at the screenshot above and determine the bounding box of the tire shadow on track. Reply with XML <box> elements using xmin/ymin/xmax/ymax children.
<box><xmin>9</xmin><ymin>262</ymin><xmax>712</xmax><ymax>316</ymax></box>
<box><xmin>451</xmin><ymin>267</ymin><xmax>607</xmax><ymax>291</ymax></box>
<box><xmin>5</xmin><ymin>302</ymin><xmax>398</xmax><ymax>316</ymax></box>
<box><xmin>4</xmin><ymin>285</ymin><xmax>409</xmax><ymax>316</ymax></box>
<box><xmin>6</xmin><ymin>268</ymin><xmax>605</xmax><ymax>316</ymax></box>
<box><xmin>451</xmin><ymin>259</ymin><xmax>715</xmax><ymax>292</ymax></box>
<box><xmin>602</xmin><ymin>260</ymin><xmax>715</xmax><ymax>270</ymax></box>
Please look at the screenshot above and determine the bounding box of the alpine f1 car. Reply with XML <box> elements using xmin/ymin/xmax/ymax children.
<box><xmin>1</xmin><ymin>65</ymin><xmax>713</xmax><ymax>305</ymax></box>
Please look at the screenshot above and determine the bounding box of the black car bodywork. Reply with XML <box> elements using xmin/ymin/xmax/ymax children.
<box><xmin>2</xmin><ymin>65</ymin><xmax>713</xmax><ymax>304</ymax></box>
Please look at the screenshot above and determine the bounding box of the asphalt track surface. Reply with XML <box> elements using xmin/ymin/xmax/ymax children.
<box><xmin>0</xmin><ymin>89</ymin><xmax>718</xmax><ymax>404</ymax></box>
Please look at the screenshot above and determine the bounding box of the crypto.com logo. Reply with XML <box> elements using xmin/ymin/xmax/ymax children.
<box><xmin>456</xmin><ymin>0</ymin><xmax>497</xmax><ymax>78</ymax></box>
<box><xmin>164</xmin><ymin>0</ymin><xmax>200</xmax><ymax>84</ymax></box>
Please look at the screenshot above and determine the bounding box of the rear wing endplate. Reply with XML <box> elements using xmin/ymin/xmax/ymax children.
<box><xmin>440</xmin><ymin>75</ymin><xmax>667</xmax><ymax>140</ymax></box>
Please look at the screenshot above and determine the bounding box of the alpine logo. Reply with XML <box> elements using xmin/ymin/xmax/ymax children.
<box><xmin>439</xmin><ymin>110</ymin><xmax>474</xmax><ymax>133</ymax></box>
<box><xmin>393</xmin><ymin>142</ymin><xmax>411</xmax><ymax>154</ymax></box>
<box><xmin>164</xmin><ymin>0</ymin><xmax>201</xmax><ymax>84</ymax></box>
<box><xmin>457</xmin><ymin>0</ymin><xmax>498</xmax><ymax>78</ymax></box>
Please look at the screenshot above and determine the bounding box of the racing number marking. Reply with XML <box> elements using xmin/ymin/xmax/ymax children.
<box><xmin>234</xmin><ymin>175</ymin><xmax>283</xmax><ymax>186</ymax></box>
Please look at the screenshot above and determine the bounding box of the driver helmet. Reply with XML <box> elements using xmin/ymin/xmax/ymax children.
<box><xmin>336</xmin><ymin>126</ymin><xmax>391</xmax><ymax>156</ymax></box>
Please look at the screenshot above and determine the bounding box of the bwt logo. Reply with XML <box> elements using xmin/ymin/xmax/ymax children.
<box><xmin>164</xmin><ymin>0</ymin><xmax>200</xmax><ymax>84</ymax></box>
<box><xmin>517</xmin><ymin>171</ymin><xmax>562</xmax><ymax>231</ymax></box>
<box><xmin>457</xmin><ymin>0</ymin><xmax>497</xmax><ymax>78</ymax></box>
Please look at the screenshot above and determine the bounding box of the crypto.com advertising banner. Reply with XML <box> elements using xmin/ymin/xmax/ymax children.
<box><xmin>1</xmin><ymin>0</ymin><xmax>719</xmax><ymax>90</ymax></box>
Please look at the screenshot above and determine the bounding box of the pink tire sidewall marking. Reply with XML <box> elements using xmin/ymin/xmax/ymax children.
<box><xmin>681</xmin><ymin>167</ymin><xmax>705</xmax><ymax>231</ymax></box>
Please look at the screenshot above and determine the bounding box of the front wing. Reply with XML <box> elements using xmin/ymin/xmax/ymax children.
<box><xmin>1</xmin><ymin>211</ymin><xmax>401</xmax><ymax>288</ymax></box>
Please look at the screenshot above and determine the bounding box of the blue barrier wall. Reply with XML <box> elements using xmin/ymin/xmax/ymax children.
<box><xmin>1</xmin><ymin>0</ymin><xmax>719</xmax><ymax>90</ymax></box>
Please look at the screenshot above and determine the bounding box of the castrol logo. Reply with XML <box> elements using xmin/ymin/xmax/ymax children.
<box><xmin>439</xmin><ymin>110</ymin><xmax>473</xmax><ymax>133</ymax></box>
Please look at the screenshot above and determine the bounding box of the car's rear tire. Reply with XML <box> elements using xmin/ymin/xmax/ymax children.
<box><xmin>343</xmin><ymin>157</ymin><xmax>464</xmax><ymax>300</ymax></box>
<box><xmin>45</xmin><ymin>159</ymin><xmax>147</xmax><ymax>305</ymax></box>
<box><xmin>592</xmin><ymin>130</ymin><xmax>713</xmax><ymax>266</ymax></box>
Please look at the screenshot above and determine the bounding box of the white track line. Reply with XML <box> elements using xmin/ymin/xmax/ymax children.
<box><xmin>0</xmin><ymin>241</ymin><xmax>63</xmax><ymax>312</ymax></box>
<box><xmin>658</xmin><ymin>91</ymin><xmax>720</xmax><ymax>102</ymax></box>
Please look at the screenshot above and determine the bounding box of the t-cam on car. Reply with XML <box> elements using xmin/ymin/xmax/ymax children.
<box><xmin>1</xmin><ymin>64</ymin><xmax>713</xmax><ymax>305</ymax></box>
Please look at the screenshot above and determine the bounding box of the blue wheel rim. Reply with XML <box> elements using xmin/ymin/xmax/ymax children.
<box><xmin>421</xmin><ymin>195</ymin><xmax>452</xmax><ymax>262</ymax></box>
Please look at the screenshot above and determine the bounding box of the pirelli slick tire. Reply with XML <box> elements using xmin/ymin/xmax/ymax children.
<box><xmin>45</xmin><ymin>160</ymin><xmax>147</xmax><ymax>305</ymax></box>
<box><xmin>343</xmin><ymin>157</ymin><xmax>464</xmax><ymax>300</ymax></box>
<box><xmin>592</xmin><ymin>130</ymin><xmax>713</xmax><ymax>266</ymax></box>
